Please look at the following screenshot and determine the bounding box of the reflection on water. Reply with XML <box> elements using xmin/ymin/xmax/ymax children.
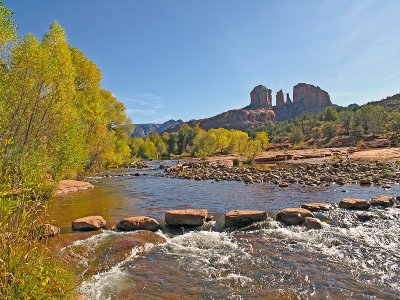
<box><xmin>47</xmin><ymin>163</ymin><xmax>400</xmax><ymax>299</ymax></box>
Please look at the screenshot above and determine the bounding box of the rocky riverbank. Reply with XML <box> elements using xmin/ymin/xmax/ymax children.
<box><xmin>165</xmin><ymin>159</ymin><xmax>400</xmax><ymax>187</ymax></box>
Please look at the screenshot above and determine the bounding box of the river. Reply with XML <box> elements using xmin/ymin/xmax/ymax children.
<box><xmin>47</xmin><ymin>161</ymin><xmax>400</xmax><ymax>299</ymax></box>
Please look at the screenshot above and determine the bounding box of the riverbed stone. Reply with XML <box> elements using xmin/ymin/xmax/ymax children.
<box><xmin>72</xmin><ymin>216</ymin><xmax>106</xmax><ymax>231</ymax></box>
<box><xmin>117</xmin><ymin>216</ymin><xmax>160</xmax><ymax>232</ymax></box>
<box><xmin>225</xmin><ymin>210</ymin><xmax>267</xmax><ymax>228</ymax></box>
<box><xmin>165</xmin><ymin>209</ymin><xmax>208</xmax><ymax>226</ymax></box>
<box><xmin>303</xmin><ymin>217</ymin><xmax>322</xmax><ymax>229</ymax></box>
<box><xmin>370</xmin><ymin>195</ymin><xmax>394</xmax><ymax>207</ymax></box>
<box><xmin>56</xmin><ymin>180</ymin><xmax>94</xmax><ymax>195</ymax></box>
<box><xmin>278</xmin><ymin>182</ymin><xmax>289</xmax><ymax>187</ymax></box>
<box><xmin>301</xmin><ymin>202</ymin><xmax>336</xmax><ymax>212</ymax></box>
<box><xmin>276</xmin><ymin>208</ymin><xmax>315</xmax><ymax>226</ymax></box>
<box><xmin>338</xmin><ymin>198</ymin><xmax>370</xmax><ymax>210</ymax></box>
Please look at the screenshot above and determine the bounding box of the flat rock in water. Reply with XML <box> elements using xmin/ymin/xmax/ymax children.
<box><xmin>56</xmin><ymin>180</ymin><xmax>94</xmax><ymax>195</ymax></box>
<box><xmin>303</xmin><ymin>217</ymin><xmax>322</xmax><ymax>229</ymax></box>
<box><xmin>370</xmin><ymin>195</ymin><xmax>395</xmax><ymax>207</ymax></box>
<box><xmin>225</xmin><ymin>210</ymin><xmax>267</xmax><ymax>228</ymax></box>
<box><xmin>165</xmin><ymin>209</ymin><xmax>208</xmax><ymax>226</ymax></box>
<box><xmin>117</xmin><ymin>216</ymin><xmax>160</xmax><ymax>232</ymax></box>
<box><xmin>72</xmin><ymin>216</ymin><xmax>106</xmax><ymax>231</ymax></box>
<box><xmin>301</xmin><ymin>202</ymin><xmax>336</xmax><ymax>212</ymax></box>
<box><xmin>276</xmin><ymin>208</ymin><xmax>315</xmax><ymax>226</ymax></box>
<box><xmin>338</xmin><ymin>198</ymin><xmax>370</xmax><ymax>210</ymax></box>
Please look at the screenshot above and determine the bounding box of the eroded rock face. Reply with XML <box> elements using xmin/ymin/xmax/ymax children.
<box><xmin>117</xmin><ymin>216</ymin><xmax>160</xmax><ymax>232</ymax></box>
<box><xmin>72</xmin><ymin>216</ymin><xmax>106</xmax><ymax>231</ymax></box>
<box><xmin>249</xmin><ymin>85</ymin><xmax>272</xmax><ymax>109</ymax></box>
<box><xmin>338</xmin><ymin>198</ymin><xmax>370</xmax><ymax>210</ymax></box>
<box><xmin>225</xmin><ymin>210</ymin><xmax>267</xmax><ymax>228</ymax></box>
<box><xmin>165</xmin><ymin>209</ymin><xmax>208</xmax><ymax>226</ymax></box>
<box><xmin>293</xmin><ymin>83</ymin><xmax>331</xmax><ymax>111</ymax></box>
<box><xmin>370</xmin><ymin>195</ymin><xmax>395</xmax><ymax>207</ymax></box>
<box><xmin>276</xmin><ymin>208</ymin><xmax>315</xmax><ymax>226</ymax></box>
<box><xmin>301</xmin><ymin>203</ymin><xmax>336</xmax><ymax>212</ymax></box>
<box><xmin>190</xmin><ymin>107</ymin><xmax>275</xmax><ymax>130</ymax></box>
<box><xmin>276</xmin><ymin>90</ymin><xmax>284</xmax><ymax>106</ymax></box>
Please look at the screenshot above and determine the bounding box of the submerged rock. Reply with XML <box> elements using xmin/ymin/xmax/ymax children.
<box><xmin>356</xmin><ymin>212</ymin><xmax>375</xmax><ymax>222</ymax></box>
<box><xmin>276</xmin><ymin>208</ymin><xmax>315</xmax><ymax>226</ymax></box>
<box><xmin>72</xmin><ymin>216</ymin><xmax>106</xmax><ymax>231</ymax></box>
<box><xmin>370</xmin><ymin>195</ymin><xmax>395</xmax><ymax>207</ymax></box>
<box><xmin>165</xmin><ymin>209</ymin><xmax>208</xmax><ymax>226</ymax></box>
<box><xmin>117</xmin><ymin>216</ymin><xmax>160</xmax><ymax>232</ymax></box>
<box><xmin>301</xmin><ymin>202</ymin><xmax>336</xmax><ymax>212</ymax></box>
<box><xmin>338</xmin><ymin>198</ymin><xmax>370</xmax><ymax>210</ymax></box>
<box><xmin>225</xmin><ymin>210</ymin><xmax>267</xmax><ymax>228</ymax></box>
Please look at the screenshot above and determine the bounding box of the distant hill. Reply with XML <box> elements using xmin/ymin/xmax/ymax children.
<box><xmin>367</xmin><ymin>93</ymin><xmax>400</xmax><ymax>110</ymax></box>
<box><xmin>132</xmin><ymin>119</ymin><xmax>183</xmax><ymax>137</ymax></box>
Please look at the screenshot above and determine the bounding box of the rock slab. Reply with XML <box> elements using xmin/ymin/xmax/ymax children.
<box><xmin>225</xmin><ymin>210</ymin><xmax>267</xmax><ymax>228</ymax></box>
<box><xmin>338</xmin><ymin>198</ymin><xmax>370</xmax><ymax>210</ymax></box>
<box><xmin>56</xmin><ymin>180</ymin><xmax>94</xmax><ymax>195</ymax></box>
<box><xmin>276</xmin><ymin>208</ymin><xmax>315</xmax><ymax>226</ymax></box>
<box><xmin>72</xmin><ymin>216</ymin><xmax>106</xmax><ymax>231</ymax></box>
<box><xmin>117</xmin><ymin>216</ymin><xmax>160</xmax><ymax>232</ymax></box>
<box><xmin>165</xmin><ymin>209</ymin><xmax>208</xmax><ymax>226</ymax></box>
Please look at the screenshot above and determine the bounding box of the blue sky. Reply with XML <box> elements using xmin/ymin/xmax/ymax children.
<box><xmin>5</xmin><ymin>0</ymin><xmax>400</xmax><ymax>123</ymax></box>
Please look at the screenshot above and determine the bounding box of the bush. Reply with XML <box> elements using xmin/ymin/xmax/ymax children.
<box><xmin>232</xmin><ymin>158</ymin><xmax>240</xmax><ymax>166</ymax></box>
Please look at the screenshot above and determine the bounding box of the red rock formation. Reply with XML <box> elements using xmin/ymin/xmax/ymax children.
<box><xmin>293</xmin><ymin>83</ymin><xmax>331</xmax><ymax>111</ymax></box>
<box><xmin>249</xmin><ymin>85</ymin><xmax>272</xmax><ymax>109</ymax></box>
<box><xmin>276</xmin><ymin>90</ymin><xmax>284</xmax><ymax>106</ymax></box>
<box><xmin>286</xmin><ymin>93</ymin><xmax>292</xmax><ymax>103</ymax></box>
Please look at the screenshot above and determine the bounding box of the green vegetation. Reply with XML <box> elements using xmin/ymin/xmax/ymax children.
<box><xmin>131</xmin><ymin>125</ymin><xmax>269</xmax><ymax>162</ymax></box>
<box><xmin>0</xmin><ymin>2</ymin><xmax>131</xmax><ymax>298</ymax></box>
<box><xmin>249</xmin><ymin>105</ymin><xmax>400</xmax><ymax>145</ymax></box>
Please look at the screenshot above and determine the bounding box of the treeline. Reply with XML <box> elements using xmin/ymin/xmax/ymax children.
<box><xmin>0</xmin><ymin>14</ymin><xmax>133</xmax><ymax>196</ymax></box>
<box><xmin>131</xmin><ymin>125</ymin><xmax>269</xmax><ymax>162</ymax></box>
<box><xmin>249</xmin><ymin>105</ymin><xmax>400</xmax><ymax>144</ymax></box>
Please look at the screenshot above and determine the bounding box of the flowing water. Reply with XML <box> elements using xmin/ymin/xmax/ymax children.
<box><xmin>47</xmin><ymin>161</ymin><xmax>400</xmax><ymax>299</ymax></box>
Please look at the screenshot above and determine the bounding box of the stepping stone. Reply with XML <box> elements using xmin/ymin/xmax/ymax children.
<box><xmin>276</xmin><ymin>208</ymin><xmax>315</xmax><ymax>226</ymax></box>
<box><xmin>338</xmin><ymin>198</ymin><xmax>370</xmax><ymax>210</ymax></box>
<box><xmin>301</xmin><ymin>202</ymin><xmax>336</xmax><ymax>212</ymax></box>
<box><xmin>370</xmin><ymin>195</ymin><xmax>394</xmax><ymax>207</ymax></box>
<box><xmin>225</xmin><ymin>210</ymin><xmax>267</xmax><ymax>228</ymax></box>
<box><xmin>165</xmin><ymin>209</ymin><xmax>208</xmax><ymax>226</ymax></box>
<box><xmin>117</xmin><ymin>216</ymin><xmax>160</xmax><ymax>231</ymax></box>
<box><xmin>72</xmin><ymin>216</ymin><xmax>106</xmax><ymax>231</ymax></box>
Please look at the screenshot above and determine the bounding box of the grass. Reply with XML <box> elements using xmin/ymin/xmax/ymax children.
<box><xmin>0</xmin><ymin>196</ymin><xmax>77</xmax><ymax>300</ymax></box>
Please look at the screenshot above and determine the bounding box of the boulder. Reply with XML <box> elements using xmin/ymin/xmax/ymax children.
<box><xmin>165</xmin><ymin>209</ymin><xmax>208</xmax><ymax>226</ymax></box>
<box><xmin>338</xmin><ymin>198</ymin><xmax>370</xmax><ymax>210</ymax></box>
<box><xmin>303</xmin><ymin>217</ymin><xmax>322</xmax><ymax>230</ymax></box>
<box><xmin>117</xmin><ymin>216</ymin><xmax>160</xmax><ymax>232</ymax></box>
<box><xmin>278</xmin><ymin>182</ymin><xmax>289</xmax><ymax>187</ymax></box>
<box><xmin>301</xmin><ymin>202</ymin><xmax>336</xmax><ymax>212</ymax></box>
<box><xmin>276</xmin><ymin>208</ymin><xmax>315</xmax><ymax>226</ymax></box>
<box><xmin>72</xmin><ymin>216</ymin><xmax>106</xmax><ymax>231</ymax></box>
<box><xmin>370</xmin><ymin>195</ymin><xmax>395</xmax><ymax>207</ymax></box>
<box><xmin>225</xmin><ymin>210</ymin><xmax>267</xmax><ymax>228</ymax></box>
